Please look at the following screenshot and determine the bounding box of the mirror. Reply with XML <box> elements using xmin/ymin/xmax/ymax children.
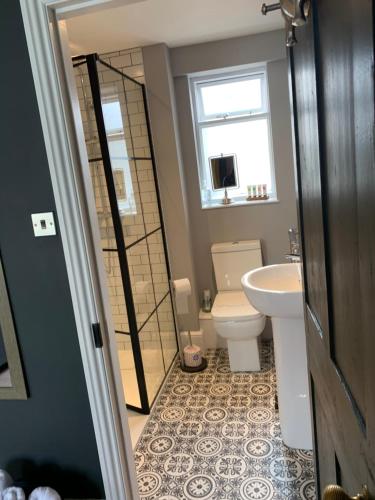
<box><xmin>209</xmin><ymin>154</ymin><xmax>239</xmax><ymax>190</ymax></box>
<box><xmin>0</xmin><ymin>255</ymin><xmax>27</xmax><ymax>399</ymax></box>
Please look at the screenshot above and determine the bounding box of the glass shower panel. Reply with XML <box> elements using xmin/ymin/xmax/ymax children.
<box><xmin>96</xmin><ymin>61</ymin><xmax>147</xmax><ymax>246</ymax></box>
<box><xmin>139</xmin><ymin>310</ymin><xmax>165</xmax><ymax>405</ymax></box>
<box><xmin>83</xmin><ymin>159</ymin><xmax>131</xmax><ymax>334</ymax></box>
<box><xmin>73</xmin><ymin>54</ymin><xmax>178</xmax><ymax>413</ymax></box>
<box><xmin>117</xmin><ymin>338</ymin><xmax>141</xmax><ymax>408</ymax></box>
<box><xmin>90</xmin><ymin>160</ymin><xmax>117</xmax><ymax>249</ymax></box>
<box><xmin>74</xmin><ymin>63</ymin><xmax>101</xmax><ymax>162</ymax></box>
<box><xmin>157</xmin><ymin>294</ymin><xmax>178</xmax><ymax>373</ymax></box>
<box><xmin>81</xmin><ymin>156</ymin><xmax>140</xmax><ymax>406</ymax></box>
<box><xmin>127</xmin><ymin>239</ymin><xmax>156</xmax><ymax>329</ymax></box>
<box><xmin>97</xmin><ymin>68</ymin><xmax>136</xmax><ymax>160</ymax></box>
<box><xmin>148</xmin><ymin>230</ymin><xmax>169</xmax><ymax>302</ymax></box>
<box><xmin>102</xmin><ymin>251</ymin><xmax>129</xmax><ymax>333</ymax></box>
<box><xmin>136</xmin><ymin>159</ymin><xmax>161</xmax><ymax>233</ymax></box>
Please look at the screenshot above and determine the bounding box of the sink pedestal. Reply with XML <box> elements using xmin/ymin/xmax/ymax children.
<box><xmin>272</xmin><ymin>316</ymin><xmax>313</xmax><ymax>450</ymax></box>
<box><xmin>242</xmin><ymin>263</ymin><xmax>314</xmax><ymax>450</ymax></box>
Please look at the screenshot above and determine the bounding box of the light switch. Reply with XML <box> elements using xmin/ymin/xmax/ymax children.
<box><xmin>31</xmin><ymin>212</ymin><xmax>57</xmax><ymax>237</ymax></box>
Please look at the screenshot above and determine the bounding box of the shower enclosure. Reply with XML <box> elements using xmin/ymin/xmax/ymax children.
<box><xmin>73</xmin><ymin>53</ymin><xmax>178</xmax><ymax>414</ymax></box>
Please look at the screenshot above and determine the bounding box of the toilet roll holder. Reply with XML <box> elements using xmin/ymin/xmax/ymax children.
<box><xmin>170</xmin><ymin>280</ymin><xmax>207</xmax><ymax>373</ymax></box>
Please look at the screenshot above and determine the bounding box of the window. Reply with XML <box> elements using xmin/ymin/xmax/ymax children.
<box><xmin>190</xmin><ymin>68</ymin><xmax>276</xmax><ymax>208</ymax></box>
<box><xmin>102</xmin><ymin>96</ymin><xmax>136</xmax><ymax>215</ymax></box>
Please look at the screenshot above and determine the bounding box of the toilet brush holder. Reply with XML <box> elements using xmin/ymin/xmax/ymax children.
<box><xmin>184</xmin><ymin>344</ymin><xmax>202</xmax><ymax>367</ymax></box>
<box><xmin>170</xmin><ymin>279</ymin><xmax>207</xmax><ymax>373</ymax></box>
<box><xmin>181</xmin><ymin>350</ymin><xmax>207</xmax><ymax>372</ymax></box>
<box><xmin>180</xmin><ymin>331</ymin><xmax>207</xmax><ymax>372</ymax></box>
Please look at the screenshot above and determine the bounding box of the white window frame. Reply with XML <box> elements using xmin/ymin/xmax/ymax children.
<box><xmin>190</xmin><ymin>67</ymin><xmax>278</xmax><ymax>209</ymax></box>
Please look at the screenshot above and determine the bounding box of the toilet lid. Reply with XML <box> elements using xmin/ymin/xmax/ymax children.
<box><xmin>211</xmin><ymin>291</ymin><xmax>263</xmax><ymax>322</ymax></box>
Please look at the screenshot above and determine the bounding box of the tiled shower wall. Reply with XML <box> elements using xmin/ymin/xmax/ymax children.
<box><xmin>74</xmin><ymin>48</ymin><xmax>175</xmax><ymax>357</ymax></box>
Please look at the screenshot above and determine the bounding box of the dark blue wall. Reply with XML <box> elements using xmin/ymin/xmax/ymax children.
<box><xmin>0</xmin><ymin>1</ymin><xmax>104</xmax><ymax>497</ymax></box>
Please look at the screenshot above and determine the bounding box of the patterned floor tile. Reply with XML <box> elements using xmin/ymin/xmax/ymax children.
<box><xmin>134</xmin><ymin>341</ymin><xmax>316</xmax><ymax>499</ymax></box>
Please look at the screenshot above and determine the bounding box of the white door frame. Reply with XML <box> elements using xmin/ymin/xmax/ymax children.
<box><xmin>20</xmin><ymin>1</ymin><xmax>141</xmax><ymax>498</ymax></box>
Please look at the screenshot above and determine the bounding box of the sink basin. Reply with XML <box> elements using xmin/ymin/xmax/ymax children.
<box><xmin>241</xmin><ymin>263</ymin><xmax>312</xmax><ymax>450</ymax></box>
<box><xmin>241</xmin><ymin>263</ymin><xmax>303</xmax><ymax>318</ymax></box>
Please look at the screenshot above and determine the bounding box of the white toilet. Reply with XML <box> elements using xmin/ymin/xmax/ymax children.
<box><xmin>211</xmin><ymin>240</ymin><xmax>266</xmax><ymax>371</ymax></box>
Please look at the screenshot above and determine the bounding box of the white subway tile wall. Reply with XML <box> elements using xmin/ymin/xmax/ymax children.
<box><xmin>74</xmin><ymin>48</ymin><xmax>176</xmax><ymax>404</ymax></box>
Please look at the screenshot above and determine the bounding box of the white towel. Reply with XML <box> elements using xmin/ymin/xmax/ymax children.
<box><xmin>2</xmin><ymin>487</ymin><xmax>25</xmax><ymax>500</ymax></box>
<box><xmin>28</xmin><ymin>487</ymin><xmax>61</xmax><ymax>500</ymax></box>
<box><xmin>0</xmin><ymin>471</ymin><xmax>13</xmax><ymax>493</ymax></box>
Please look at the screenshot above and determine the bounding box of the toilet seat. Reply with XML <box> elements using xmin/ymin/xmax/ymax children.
<box><xmin>211</xmin><ymin>291</ymin><xmax>263</xmax><ymax>322</ymax></box>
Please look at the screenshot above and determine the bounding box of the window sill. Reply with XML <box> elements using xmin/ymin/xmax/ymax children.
<box><xmin>201</xmin><ymin>197</ymin><xmax>279</xmax><ymax>210</ymax></box>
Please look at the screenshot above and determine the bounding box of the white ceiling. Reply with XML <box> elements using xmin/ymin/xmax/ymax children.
<box><xmin>66</xmin><ymin>0</ymin><xmax>284</xmax><ymax>55</ymax></box>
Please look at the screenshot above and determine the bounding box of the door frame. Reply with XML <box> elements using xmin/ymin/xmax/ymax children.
<box><xmin>20</xmin><ymin>1</ymin><xmax>142</xmax><ymax>498</ymax></box>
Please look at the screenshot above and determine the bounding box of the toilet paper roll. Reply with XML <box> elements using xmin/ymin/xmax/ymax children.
<box><xmin>173</xmin><ymin>278</ymin><xmax>191</xmax><ymax>314</ymax></box>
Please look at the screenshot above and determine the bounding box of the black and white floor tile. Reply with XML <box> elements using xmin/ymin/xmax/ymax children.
<box><xmin>134</xmin><ymin>341</ymin><xmax>316</xmax><ymax>499</ymax></box>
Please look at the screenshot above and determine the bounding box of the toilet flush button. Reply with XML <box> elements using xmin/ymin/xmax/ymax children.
<box><xmin>31</xmin><ymin>212</ymin><xmax>57</xmax><ymax>237</ymax></box>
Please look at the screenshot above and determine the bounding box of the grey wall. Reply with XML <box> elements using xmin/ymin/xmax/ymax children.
<box><xmin>0</xmin><ymin>2</ymin><xmax>104</xmax><ymax>497</ymax></box>
<box><xmin>170</xmin><ymin>30</ymin><xmax>286</xmax><ymax>77</ymax></box>
<box><xmin>142</xmin><ymin>44</ymin><xmax>200</xmax><ymax>330</ymax></box>
<box><xmin>171</xmin><ymin>32</ymin><xmax>298</xmax><ymax>298</ymax></box>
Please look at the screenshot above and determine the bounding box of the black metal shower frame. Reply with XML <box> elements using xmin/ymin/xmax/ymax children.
<box><xmin>73</xmin><ymin>53</ymin><xmax>178</xmax><ymax>414</ymax></box>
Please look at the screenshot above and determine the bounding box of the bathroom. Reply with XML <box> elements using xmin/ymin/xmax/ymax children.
<box><xmin>63</xmin><ymin>4</ymin><xmax>315</xmax><ymax>497</ymax></box>
<box><xmin>63</xmin><ymin>2</ymin><xmax>315</xmax><ymax>498</ymax></box>
<box><xmin>2</xmin><ymin>0</ymin><xmax>373</xmax><ymax>498</ymax></box>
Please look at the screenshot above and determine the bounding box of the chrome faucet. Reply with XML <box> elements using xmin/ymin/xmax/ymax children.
<box><xmin>285</xmin><ymin>227</ymin><xmax>301</xmax><ymax>262</ymax></box>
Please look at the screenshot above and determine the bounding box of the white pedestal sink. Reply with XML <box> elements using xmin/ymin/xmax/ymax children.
<box><xmin>241</xmin><ymin>263</ymin><xmax>313</xmax><ymax>450</ymax></box>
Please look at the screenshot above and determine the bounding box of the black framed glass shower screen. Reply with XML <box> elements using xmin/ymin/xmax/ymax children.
<box><xmin>73</xmin><ymin>53</ymin><xmax>178</xmax><ymax>413</ymax></box>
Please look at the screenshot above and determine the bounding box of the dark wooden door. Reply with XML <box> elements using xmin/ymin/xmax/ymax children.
<box><xmin>289</xmin><ymin>0</ymin><xmax>375</xmax><ymax>497</ymax></box>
